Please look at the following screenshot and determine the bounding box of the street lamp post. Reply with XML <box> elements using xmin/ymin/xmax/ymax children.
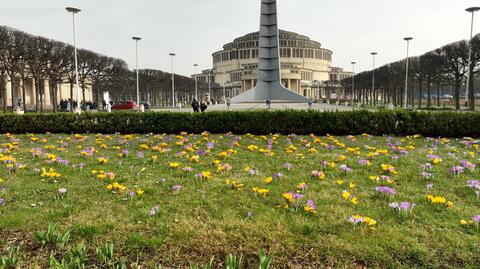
<box><xmin>194</xmin><ymin>64</ymin><xmax>199</xmax><ymax>101</ymax></box>
<box><xmin>208</xmin><ymin>69</ymin><xmax>212</xmax><ymax>105</ymax></box>
<box><xmin>169</xmin><ymin>53</ymin><xmax>176</xmax><ymax>108</ymax></box>
<box><xmin>66</xmin><ymin>7</ymin><xmax>81</xmax><ymax>114</ymax></box>
<box><xmin>465</xmin><ymin>7</ymin><xmax>480</xmax><ymax>109</ymax></box>
<box><xmin>351</xmin><ymin>62</ymin><xmax>356</xmax><ymax>105</ymax></box>
<box><xmin>223</xmin><ymin>72</ymin><xmax>227</xmax><ymax>104</ymax></box>
<box><xmin>403</xmin><ymin>37</ymin><xmax>413</xmax><ymax>109</ymax></box>
<box><xmin>371</xmin><ymin>52</ymin><xmax>377</xmax><ymax>106</ymax></box>
<box><xmin>132</xmin><ymin>36</ymin><xmax>142</xmax><ymax>110</ymax></box>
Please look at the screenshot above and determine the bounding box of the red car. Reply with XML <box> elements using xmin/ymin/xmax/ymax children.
<box><xmin>112</xmin><ymin>101</ymin><xmax>139</xmax><ymax>110</ymax></box>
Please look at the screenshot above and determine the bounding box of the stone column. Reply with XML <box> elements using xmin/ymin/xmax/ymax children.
<box><xmin>31</xmin><ymin>78</ymin><xmax>36</xmax><ymax>106</ymax></box>
<box><xmin>44</xmin><ymin>79</ymin><xmax>51</xmax><ymax>106</ymax></box>
<box><xmin>6</xmin><ymin>80</ymin><xmax>12</xmax><ymax>107</ymax></box>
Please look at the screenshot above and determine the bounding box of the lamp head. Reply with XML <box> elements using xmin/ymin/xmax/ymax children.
<box><xmin>466</xmin><ymin>7</ymin><xmax>480</xmax><ymax>12</ymax></box>
<box><xmin>169</xmin><ymin>53</ymin><xmax>176</xmax><ymax>56</ymax></box>
<box><xmin>66</xmin><ymin>7</ymin><xmax>81</xmax><ymax>14</ymax></box>
<box><xmin>371</xmin><ymin>52</ymin><xmax>378</xmax><ymax>56</ymax></box>
<box><xmin>351</xmin><ymin>62</ymin><xmax>356</xmax><ymax>65</ymax></box>
<box><xmin>404</xmin><ymin>37</ymin><xmax>413</xmax><ymax>41</ymax></box>
<box><xmin>132</xmin><ymin>36</ymin><xmax>142</xmax><ymax>41</ymax></box>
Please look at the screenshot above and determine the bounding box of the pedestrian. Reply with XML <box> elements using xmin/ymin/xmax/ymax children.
<box><xmin>200</xmin><ymin>102</ymin><xmax>207</xmax><ymax>112</ymax></box>
<box><xmin>191</xmin><ymin>99</ymin><xmax>199</xmax><ymax>113</ymax></box>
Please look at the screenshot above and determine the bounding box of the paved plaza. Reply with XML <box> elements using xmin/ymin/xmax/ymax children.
<box><xmin>153</xmin><ymin>102</ymin><xmax>354</xmax><ymax>112</ymax></box>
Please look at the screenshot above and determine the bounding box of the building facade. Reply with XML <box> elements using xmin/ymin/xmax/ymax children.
<box><xmin>194</xmin><ymin>30</ymin><xmax>353</xmax><ymax>101</ymax></box>
<box><xmin>0</xmin><ymin>76</ymin><xmax>93</xmax><ymax>110</ymax></box>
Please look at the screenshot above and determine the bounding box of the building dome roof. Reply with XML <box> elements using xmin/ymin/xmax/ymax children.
<box><xmin>223</xmin><ymin>29</ymin><xmax>323</xmax><ymax>50</ymax></box>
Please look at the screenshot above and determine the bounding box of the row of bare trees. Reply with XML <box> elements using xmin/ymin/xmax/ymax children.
<box><xmin>342</xmin><ymin>34</ymin><xmax>480</xmax><ymax>110</ymax></box>
<box><xmin>0</xmin><ymin>26</ymin><xmax>212</xmax><ymax>112</ymax></box>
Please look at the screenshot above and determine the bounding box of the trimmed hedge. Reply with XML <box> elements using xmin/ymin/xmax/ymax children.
<box><xmin>0</xmin><ymin>110</ymin><xmax>479</xmax><ymax>137</ymax></box>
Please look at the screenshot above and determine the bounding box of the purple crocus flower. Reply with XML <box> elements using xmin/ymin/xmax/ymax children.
<box><xmin>426</xmin><ymin>183</ymin><xmax>434</xmax><ymax>190</ymax></box>
<box><xmin>466</xmin><ymin>180</ymin><xmax>480</xmax><ymax>189</ymax></box>
<box><xmin>306</xmin><ymin>199</ymin><xmax>317</xmax><ymax>211</ymax></box>
<box><xmin>472</xmin><ymin>215</ymin><xmax>480</xmax><ymax>223</ymax></box>
<box><xmin>420</xmin><ymin>163</ymin><xmax>433</xmax><ymax>171</ymax></box>
<box><xmin>197</xmin><ymin>149</ymin><xmax>207</xmax><ymax>156</ymax></box>
<box><xmin>340</xmin><ymin>165</ymin><xmax>353</xmax><ymax>173</ymax></box>
<box><xmin>348</xmin><ymin>215</ymin><xmax>364</xmax><ymax>224</ymax></box>
<box><xmin>292</xmin><ymin>192</ymin><xmax>304</xmax><ymax>200</ymax></box>
<box><xmin>58</xmin><ymin>188</ymin><xmax>67</xmax><ymax>194</ymax></box>
<box><xmin>182</xmin><ymin>167</ymin><xmax>194</xmax><ymax>172</ymax></box>
<box><xmin>149</xmin><ymin>206</ymin><xmax>160</xmax><ymax>216</ymax></box>
<box><xmin>0</xmin><ymin>198</ymin><xmax>5</xmax><ymax>206</ymax></box>
<box><xmin>358</xmin><ymin>159</ymin><xmax>370</xmax><ymax>166</ymax></box>
<box><xmin>381</xmin><ymin>175</ymin><xmax>392</xmax><ymax>181</ymax></box>
<box><xmin>421</xmin><ymin>172</ymin><xmax>433</xmax><ymax>179</ymax></box>
<box><xmin>206</xmin><ymin>142</ymin><xmax>215</xmax><ymax>149</ymax></box>
<box><xmin>450</xmin><ymin>166</ymin><xmax>465</xmax><ymax>176</ymax></box>
<box><xmin>172</xmin><ymin>184</ymin><xmax>183</xmax><ymax>192</ymax></box>
<box><xmin>460</xmin><ymin>160</ymin><xmax>476</xmax><ymax>171</ymax></box>
<box><xmin>376</xmin><ymin>186</ymin><xmax>396</xmax><ymax>196</ymax></box>
<box><xmin>389</xmin><ymin>202</ymin><xmax>399</xmax><ymax>209</ymax></box>
<box><xmin>284</xmin><ymin>163</ymin><xmax>293</xmax><ymax>170</ymax></box>
<box><xmin>400</xmin><ymin>202</ymin><xmax>415</xmax><ymax>210</ymax></box>
<box><xmin>128</xmin><ymin>191</ymin><xmax>136</xmax><ymax>197</ymax></box>
<box><xmin>272</xmin><ymin>173</ymin><xmax>283</xmax><ymax>179</ymax></box>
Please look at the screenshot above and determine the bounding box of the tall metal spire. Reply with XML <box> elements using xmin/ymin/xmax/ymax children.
<box><xmin>231</xmin><ymin>0</ymin><xmax>311</xmax><ymax>103</ymax></box>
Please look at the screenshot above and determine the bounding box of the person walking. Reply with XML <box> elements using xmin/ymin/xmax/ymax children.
<box><xmin>191</xmin><ymin>99</ymin><xmax>199</xmax><ymax>113</ymax></box>
<box><xmin>200</xmin><ymin>102</ymin><xmax>207</xmax><ymax>113</ymax></box>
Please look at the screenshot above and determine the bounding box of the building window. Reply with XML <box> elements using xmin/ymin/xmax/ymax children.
<box><xmin>293</xmin><ymin>49</ymin><xmax>303</xmax><ymax>58</ymax></box>
<box><xmin>280</xmin><ymin>48</ymin><xmax>291</xmax><ymax>58</ymax></box>
<box><xmin>231</xmin><ymin>72</ymin><xmax>242</xmax><ymax>82</ymax></box>
<box><xmin>301</xmin><ymin>71</ymin><xmax>313</xmax><ymax>81</ymax></box>
<box><xmin>252</xmin><ymin>49</ymin><xmax>258</xmax><ymax>58</ymax></box>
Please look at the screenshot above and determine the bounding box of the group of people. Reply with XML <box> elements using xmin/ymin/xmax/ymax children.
<box><xmin>59</xmin><ymin>99</ymin><xmax>98</xmax><ymax>111</ymax></box>
<box><xmin>191</xmin><ymin>99</ymin><xmax>208</xmax><ymax>113</ymax></box>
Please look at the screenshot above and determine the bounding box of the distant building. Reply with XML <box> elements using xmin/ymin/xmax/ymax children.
<box><xmin>193</xmin><ymin>30</ymin><xmax>353</xmax><ymax>101</ymax></box>
<box><xmin>0</xmin><ymin>77</ymin><xmax>93</xmax><ymax>110</ymax></box>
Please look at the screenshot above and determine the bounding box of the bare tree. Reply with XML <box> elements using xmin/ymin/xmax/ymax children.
<box><xmin>435</xmin><ymin>41</ymin><xmax>469</xmax><ymax>110</ymax></box>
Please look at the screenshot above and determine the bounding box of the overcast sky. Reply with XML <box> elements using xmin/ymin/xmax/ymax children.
<box><xmin>2</xmin><ymin>0</ymin><xmax>480</xmax><ymax>76</ymax></box>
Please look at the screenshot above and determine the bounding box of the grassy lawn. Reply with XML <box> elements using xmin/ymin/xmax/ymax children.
<box><xmin>0</xmin><ymin>133</ymin><xmax>479</xmax><ymax>268</ymax></box>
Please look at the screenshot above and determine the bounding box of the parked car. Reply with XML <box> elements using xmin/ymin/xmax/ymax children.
<box><xmin>442</xmin><ymin>94</ymin><xmax>453</xmax><ymax>99</ymax></box>
<box><xmin>112</xmin><ymin>101</ymin><xmax>139</xmax><ymax>110</ymax></box>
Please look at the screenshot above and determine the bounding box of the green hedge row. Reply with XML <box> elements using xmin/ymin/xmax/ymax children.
<box><xmin>0</xmin><ymin>111</ymin><xmax>479</xmax><ymax>137</ymax></box>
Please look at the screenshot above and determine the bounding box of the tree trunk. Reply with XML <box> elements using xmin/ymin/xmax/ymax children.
<box><xmin>21</xmin><ymin>78</ymin><xmax>27</xmax><ymax>112</ymax></box>
<box><xmin>436</xmin><ymin>82</ymin><xmax>441</xmax><ymax>107</ymax></box>
<box><xmin>10</xmin><ymin>75</ymin><xmax>15</xmax><ymax>113</ymax></box>
<box><xmin>469</xmin><ymin>70</ymin><xmax>475</xmax><ymax>110</ymax></box>
<box><xmin>35</xmin><ymin>79</ymin><xmax>39</xmax><ymax>113</ymax></box>
<box><xmin>418</xmin><ymin>80</ymin><xmax>423</xmax><ymax>108</ymax></box>
<box><xmin>427</xmin><ymin>80</ymin><xmax>432</xmax><ymax>107</ymax></box>
<box><xmin>70</xmin><ymin>81</ymin><xmax>74</xmax><ymax>112</ymax></box>
<box><xmin>82</xmin><ymin>86</ymin><xmax>86</xmax><ymax>105</ymax></box>
<box><xmin>51</xmin><ymin>81</ymin><xmax>57</xmax><ymax>113</ymax></box>
<box><xmin>0</xmin><ymin>75</ymin><xmax>5</xmax><ymax>113</ymax></box>
<box><xmin>1</xmin><ymin>79</ymin><xmax>5</xmax><ymax>113</ymax></box>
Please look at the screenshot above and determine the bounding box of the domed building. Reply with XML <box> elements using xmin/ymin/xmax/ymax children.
<box><xmin>194</xmin><ymin>30</ymin><xmax>352</xmax><ymax>101</ymax></box>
